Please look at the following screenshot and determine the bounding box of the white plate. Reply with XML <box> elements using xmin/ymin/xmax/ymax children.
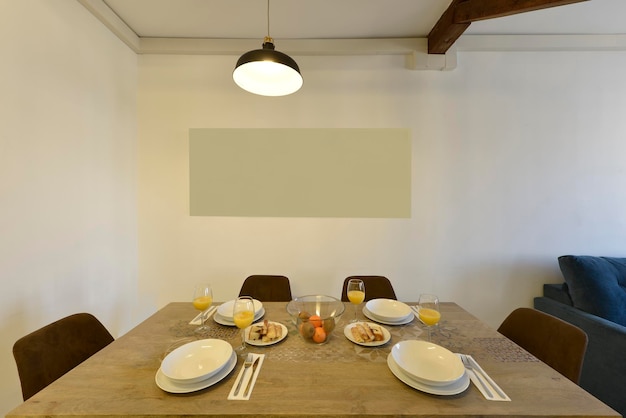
<box><xmin>156</xmin><ymin>351</ymin><xmax>237</xmax><ymax>394</ymax></box>
<box><xmin>366</xmin><ymin>308</ymin><xmax>412</xmax><ymax>324</ymax></box>
<box><xmin>343</xmin><ymin>322</ymin><xmax>391</xmax><ymax>347</ymax></box>
<box><xmin>217</xmin><ymin>299</ymin><xmax>264</xmax><ymax>319</ymax></box>
<box><xmin>366</xmin><ymin>299</ymin><xmax>412</xmax><ymax>322</ymax></box>
<box><xmin>214</xmin><ymin>307</ymin><xmax>265</xmax><ymax>326</ymax></box>
<box><xmin>161</xmin><ymin>338</ymin><xmax>233</xmax><ymax>384</ymax></box>
<box><xmin>363</xmin><ymin>306</ymin><xmax>413</xmax><ymax>325</ymax></box>
<box><xmin>245</xmin><ymin>321</ymin><xmax>288</xmax><ymax>346</ymax></box>
<box><xmin>391</xmin><ymin>340</ymin><xmax>465</xmax><ymax>386</ymax></box>
<box><xmin>387</xmin><ymin>354</ymin><xmax>470</xmax><ymax>396</ymax></box>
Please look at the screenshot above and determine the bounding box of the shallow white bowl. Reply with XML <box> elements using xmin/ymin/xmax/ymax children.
<box><xmin>365</xmin><ymin>299</ymin><xmax>412</xmax><ymax>322</ymax></box>
<box><xmin>217</xmin><ymin>299</ymin><xmax>263</xmax><ymax>319</ymax></box>
<box><xmin>391</xmin><ymin>340</ymin><xmax>465</xmax><ymax>386</ymax></box>
<box><xmin>161</xmin><ymin>338</ymin><xmax>233</xmax><ymax>384</ymax></box>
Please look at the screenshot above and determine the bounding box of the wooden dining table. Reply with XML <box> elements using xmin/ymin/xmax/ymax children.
<box><xmin>7</xmin><ymin>301</ymin><xmax>619</xmax><ymax>418</ymax></box>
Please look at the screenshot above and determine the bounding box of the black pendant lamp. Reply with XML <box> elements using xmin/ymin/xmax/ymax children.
<box><xmin>233</xmin><ymin>0</ymin><xmax>303</xmax><ymax>96</ymax></box>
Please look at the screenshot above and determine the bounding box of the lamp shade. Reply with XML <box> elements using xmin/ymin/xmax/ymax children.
<box><xmin>233</xmin><ymin>41</ymin><xmax>303</xmax><ymax>96</ymax></box>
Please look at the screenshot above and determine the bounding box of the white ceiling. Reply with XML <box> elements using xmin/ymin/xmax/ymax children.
<box><xmin>101</xmin><ymin>0</ymin><xmax>626</xmax><ymax>40</ymax></box>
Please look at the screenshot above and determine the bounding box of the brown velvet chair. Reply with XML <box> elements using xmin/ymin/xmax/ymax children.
<box><xmin>13</xmin><ymin>313</ymin><xmax>114</xmax><ymax>401</ymax></box>
<box><xmin>497</xmin><ymin>307</ymin><xmax>588</xmax><ymax>384</ymax></box>
<box><xmin>238</xmin><ymin>275</ymin><xmax>292</xmax><ymax>302</ymax></box>
<box><xmin>341</xmin><ymin>276</ymin><xmax>397</xmax><ymax>302</ymax></box>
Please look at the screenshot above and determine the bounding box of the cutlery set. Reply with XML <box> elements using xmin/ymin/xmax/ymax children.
<box><xmin>228</xmin><ymin>353</ymin><xmax>264</xmax><ymax>400</ymax></box>
<box><xmin>232</xmin><ymin>354</ymin><xmax>252</xmax><ymax>396</ymax></box>
<box><xmin>189</xmin><ymin>306</ymin><xmax>217</xmax><ymax>325</ymax></box>
<box><xmin>458</xmin><ymin>354</ymin><xmax>509</xmax><ymax>401</ymax></box>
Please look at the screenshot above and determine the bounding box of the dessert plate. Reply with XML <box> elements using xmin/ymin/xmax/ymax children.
<box><xmin>245</xmin><ymin>321</ymin><xmax>288</xmax><ymax>346</ymax></box>
<box><xmin>344</xmin><ymin>322</ymin><xmax>391</xmax><ymax>347</ymax></box>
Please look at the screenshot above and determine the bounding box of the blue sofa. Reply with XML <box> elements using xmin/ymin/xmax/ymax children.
<box><xmin>533</xmin><ymin>255</ymin><xmax>626</xmax><ymax>417</ymax></box>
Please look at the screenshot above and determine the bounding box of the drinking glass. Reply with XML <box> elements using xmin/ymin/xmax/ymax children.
<box><xmin>417</xmin><ymin>293</ymin><xmax>440</xmax><ymax>341</ymax></box>
<box><xmin>233</xmin><ymin>296</ymin><xmax>255</xmax><ymax>355</ymax></box>
<box><xmin>192</xmin><ymin>283</ymin><xmax>213</xmax><ymax>335</ymax></box>
<box><xmin>346</xmin><ymin>279</ymin><xmax>365</xmax><ymax>323</ymax></box>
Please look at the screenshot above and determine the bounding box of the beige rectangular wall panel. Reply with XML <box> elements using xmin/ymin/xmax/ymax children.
<box><xmin>189</xmin><ymin>128</ymin><xmax>411</xmax><ymax>218</ymax></box>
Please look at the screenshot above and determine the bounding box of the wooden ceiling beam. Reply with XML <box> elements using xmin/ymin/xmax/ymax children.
<box><xmin>428</xmin><ymin>0</ymin><xmax>590</xmax><ymax>54</ymax></box>
<box><xmin>455</xmin><ymin>0</ymin><xmax>589</xmax><ymax>22</ymax></box>
<box><xmin>428</xmin><ymin>0</ymin><xmax>471</xmax><ymax>56</ymax></box>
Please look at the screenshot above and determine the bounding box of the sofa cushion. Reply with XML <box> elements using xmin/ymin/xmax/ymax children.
<box><xmin>558</xmin><ymin>255</ymin><xmax>626</xmax><ymax>327</ymax></box>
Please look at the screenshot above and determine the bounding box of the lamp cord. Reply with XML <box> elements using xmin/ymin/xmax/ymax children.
<box><xmin>266</xmin><ymin>0</ymin><xmax>271</xmax><ymax>38</ymax></box>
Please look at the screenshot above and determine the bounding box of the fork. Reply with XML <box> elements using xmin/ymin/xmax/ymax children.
<box><xmin>460</xmin><ymin>354</ymin><xmax>493</xmax><ymax>398</ymax></box>
<box><xmin>234</xmin><ymin>354</ymin><xmax>254</xmax><ymax>396</ymax></box>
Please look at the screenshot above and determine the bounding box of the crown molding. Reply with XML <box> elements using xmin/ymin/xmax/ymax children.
<box><xmin>78</xmin><ymin>0</ymin><xmax>140</xmax><ymax>52</ymax></box>
<box><xmin>78</xmin><ymin>0</ymin><xmax>626</xmax><ymax>71</ymax></box>
<box><xmin>139</xmin><ymin>38</ymin><xmax>459</xmax><ymax>71</ymax></box>
<box><xmin>457</xmin><ymin>34</ymin><xmax>626</xmax><ymax>51</ymax></box>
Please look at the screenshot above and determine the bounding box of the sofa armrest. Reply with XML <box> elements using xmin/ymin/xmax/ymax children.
<box><xmin>543</xmin><ymin>283</ymin><xmax>573</xmax><ymax>306</ymax></box>
<box><xmin>534</xmin><ymin>296</ymin><xmax>626</xmax><ymax>417</ymax></box>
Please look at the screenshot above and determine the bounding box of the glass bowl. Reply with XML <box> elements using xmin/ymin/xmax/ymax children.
<box><xmin>286</xmin><ymin>295</ymin><xmax>345</xmax><ymax>344</ymax></box>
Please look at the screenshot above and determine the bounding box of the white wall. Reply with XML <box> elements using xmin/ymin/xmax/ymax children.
<box><xmin>0</xmin><ymin>0</ymin><xmax>137</xmax><ymax>415</ymax></box>
<box><xmin>2</xmin><ymin>1</ymin><xmax>625</xmax><ymax>415</ymax></box>
<box><xmin>137</xmin><ymin>51</ymin><xmax>626</xmax><ymax>323</ymax></box>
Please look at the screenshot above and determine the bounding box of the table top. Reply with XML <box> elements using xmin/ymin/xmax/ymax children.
<box><xmin>7</xmin><ymin>301</ymin><xmax>618</xmax><ymax>418</ymax></box>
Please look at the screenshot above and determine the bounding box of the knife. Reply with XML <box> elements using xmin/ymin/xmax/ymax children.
<box><xmin>243</xmin><ymin>356</ymin><xmax>261</xmax><ymax>397</ymax></box>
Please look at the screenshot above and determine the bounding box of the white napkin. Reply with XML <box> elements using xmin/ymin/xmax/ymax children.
<box><xmin>228</xmin><ymin>354</ymin><xmax>265</xmax><ymax>400</ymax></box>
<box><xmin>461</xmin><ymin>355</ymin><xmax>510</xmax><ymax>401</ymax></box>
<box><xmin>410</xmin><ymin>306</ymin><xmax>424</xmax><ymax>324</ymax></box>
<box><xmin>189</xmin><ymin>306</ymin><xmax>217</xmax><ymax>325</ymax></box>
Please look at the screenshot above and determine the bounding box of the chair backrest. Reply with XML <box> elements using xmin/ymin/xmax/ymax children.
<box><xmin>238</xmin><ymin>275</ymin><xmax>293</xmax><ymax>301</ymax></box>
<box><xmin>341</xmin><ymin>276</ymin><xmax>397</xmax><ymax>302</ymax></box>
<box><xmin>13</xmin><ymin>313</ymin><xmax>114</xmax><ymax>400</ymax></box>
<box><xmin>497</xmin><ymin>307</ymin><xmax>588</xmax><ymax>384</ymax></box>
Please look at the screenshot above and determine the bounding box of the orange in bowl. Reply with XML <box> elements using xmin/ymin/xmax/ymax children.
<box><xmin>309</xmin><ymin>315</ymin><xmax>322</xmax><ymax>328</ymax></box>
<box><xmin>312</xmin><ymin>327</ymin><xmax>326</xmax><ymax>343</ymax></box>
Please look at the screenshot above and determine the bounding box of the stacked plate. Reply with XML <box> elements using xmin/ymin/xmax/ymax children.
<box><xmin>155</xmin><ymin>338</ymin><xmax>236</xmax><ymax>393</ymax></box>
<box><xmin>213</xmin><ymin>299</ymin><xmax>265</xmax><ymax>326</ymax></box>
<box><xmin>363</xmin><ymin>299</ymin><xmax>414</xmax><ymax>325</ymax></box>
<box><xmin>387</xmin><ymin>340</ymin><xmax>469</xmax><ymax>395</ymax></box>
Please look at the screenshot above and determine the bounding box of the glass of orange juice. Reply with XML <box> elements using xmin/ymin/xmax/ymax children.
<box><xmin>192</xmin><ymin>283</ymin><xmax>213</xmax><ymax>334</ymax></box>
<box><xmin>233</xmin><ymin>296</ymin><xmax>255</xmax><ymax>355</ymax></box>
<box><xmin>417</xmin><ymin>293</ymin><xmax>441</xmax><ymax>341</ymax></box>
<box><xmin>347</xmin><ymin>279</ymin><xmax>365</xmax><ymax>323</ymax></box>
